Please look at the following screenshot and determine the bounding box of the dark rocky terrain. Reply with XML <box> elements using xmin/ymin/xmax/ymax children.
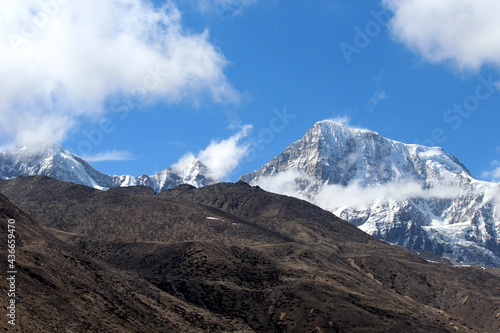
<box><xmin>1</xmin><ymin>176</ymin><xmax>500</xmax><ymax>332</ymax></box>
<box><xmin>0</xmin><ymin>191</ymin><xmax>250</xmax><ymax>332</ymax></box>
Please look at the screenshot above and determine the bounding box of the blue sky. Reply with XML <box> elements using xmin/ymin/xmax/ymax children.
<box><xmin>1</xmin><ymin>0</ymin><xmax>500</xmax><ymax>182</ymax></box>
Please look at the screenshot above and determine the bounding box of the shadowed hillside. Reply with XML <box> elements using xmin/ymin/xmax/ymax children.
<box><xmin>1</xmin><ymin>176</ymin><xmax>500</xmax><ymax>332</ymax></box>
<box><xmin>0</xmin><ymin>191</ymin><xmax>251</xmax><ymax>332</ymax></box>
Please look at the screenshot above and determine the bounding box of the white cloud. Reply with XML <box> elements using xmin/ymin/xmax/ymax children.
<box><xmin>198</xmin><ymin>125</ymin><xmax>252</xmax><ymax>179</ymax></box>
<box><xmin>173</xmin><ymin>125</ymin><xmax>252</xmax><ymax>179</ymax></box>
<box><xmin>171</xmin><ymin>152</ymin><xmax>197</xmax><ymax>174</ymax></box>
<box><xmin>482</xmin><ymin>161</ymin><xmax>500</xmax><ymax>183</ymax></box>
<box><xmin>252</xmin><ymin>169</ymin><xmax>459</xmax><ymax>211</ymax></box>
<box><xmin>327</xmin><ymin>115</ymin><xmax>351</xmax><ymax>125</ymax></box>
<box><xmin>382</xmin><ymin>0</ymin><xmax>500</xmax><ymax>71</ymax></box>
<box><xmin>0</xmin><ymin>0</ymin><xmax>238</xmax><ymax>147</ymax></box>
<box><xmin>250</xmin><ymin>169</ymin><xmax>313</xmax><ymax>198</ymax></box>
<box><xmin>325</xmin><ymin>116</ymin><xmax>370</xmax><ymax>133</ymax></box>
<box><xmin>314</xmin><ymin>180</ymin><xmax>457</xmax><ymax>211</ymax></box>
<box><xmin>82</xmin><ymin>150</ymin><xmax>134</xmax><ymax>162</ymax></box>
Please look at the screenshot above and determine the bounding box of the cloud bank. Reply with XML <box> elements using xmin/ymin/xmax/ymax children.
<box><xmin>382</xmin><ymin>0</ymin><xmax>500</xmax><ymax>71</ymax></box>
<box><xmin>252</xmin><ymin>169</ymin><xmax>459</xmax><ymax>211</ymax></box>
<box><xmin>314</xmin><ymin>179</ymin><xmax>458</xmax><ymax>212</ymax></box>
<box><xmin>0</xmin><ymin>0</ymin><xmax>237</xmax><ymax>147</ymax></box>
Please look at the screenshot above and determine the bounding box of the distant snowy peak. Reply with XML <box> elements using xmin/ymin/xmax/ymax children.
<box><xmin>0</xmin><ymin>143</ymin><xmax>110</xmax><ymax>190</ymax></box>
<box><xmin>0</xmin><ymin>144</ymin><xmax>218</xmax><ymax>192</ymax></box>
<box><xmin>246</xmin><ymin>120</ymin><xmax>472</xmax><ymax>188</ymax></box>
<box><xmin>311</xmin><ymin>120</ymin><xmax>472</xmax><ymax>180</ymax></box>
<box><xmin>149</xmin><ymin>158</ymin><xmax>217</xmax><ymax>193</ymax></box>
<box><xmin>176</xmin><ymin>158</ymin><xmax>211</xmax><ymax>180</ymax></box>
<box><xmin>179</xmin><ymin>158</ymin><xmax>216</xmax><ymax>186</ymax></box>
<box><xmin>241</xmin><ymin>120</ymin><xmax>500</xmax><ymax>267</ymax></box>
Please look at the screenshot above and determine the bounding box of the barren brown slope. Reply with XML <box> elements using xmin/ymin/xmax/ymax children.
<box><xmin>159</xmin><ymin>181</ymin><xmax>500</xmax><ymax>332</ymax></box>
<box><xmin>1</xmin><ymin>176</ymin><xmax>500</xmax><ymax>332</ymax></box>
<box><xmin>0</xmin><ymin>192</ymin><xmax>251</xmax><ymax>332</ymax></box>
<box><xmin>0</xmin><ymin>176</ymin><xmax>290</xmax><ymax>246</ymax></box>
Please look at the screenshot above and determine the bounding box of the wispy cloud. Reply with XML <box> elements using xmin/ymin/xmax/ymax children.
<box><xmin>325</xmin><ymin>115</ymin><xmax>370</xmax><ymax>133</ymax></box>
<box><xmin>314</xmin><ymin>179</ymin><xmax>458</xmax><ymax>211</ymax></box>
<box><xmin>174</xmin><ymin>125</ymin><xmax>252</xmax><ymax>179</ymax></box>
<box><xmin>368</xmin><ymin>75</ymin><xmax>387</xmax><ymax>112</ymax></box>
<box><xmin>368</xmin><ymin>90</ymin><xmax>387</xmax><ymax>112</ymax></box>
<box><xmin>251</xmin><ymin>169</ymin><xmax>459</xmax><ymax>210</ymax></box>
<box><xmin>382</xmin><ymin>0</ymin><xmax>500</xmax><ymax>71</ymax></box>
<box><xmin>327</xmin><ymin>115</ymin><xmax>351</xmax><ymax>125</ymax></box>
<box><xmin>482</xmin><ymin>147</ymin><xmax>500</xmax><ymax>182</ymax></box>
<box><xmin>249</xmin><ymin>169</ymin><xmax>310</xmax><ymax>198</ymax></box>
<box><xmin>482</xmin><ymin>161</ymin><xmax>500</xmax><ymax>183</ymax></box>
<box><xmin>171</xmin><ymin>152</ymin><xmax>198</xmax><ymax>174</ymax></box>
<box><xmin>197</xmin><ymin>0</ymin><xmax>259</xmax><ymax>18</ymax></box>
<box><xmin>0</xmin><ymin>0</ymin><xmax>238</xmax><ymax>147</ymax></box>
<box><xmin>82</xmin><ymin>150</ymin><xmax>134</xmax><ymax>162</ymax></box>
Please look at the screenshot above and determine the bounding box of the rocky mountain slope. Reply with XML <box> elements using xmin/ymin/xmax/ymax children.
<box><xmin>2</xmin><ymin>122</ymin><xmax>499</xmax><ymax>268</ymax></box>
<box><xmin>241</xmin><ymin>120</ymin><xmax>500</xmax><ymax>267</ymax></box>
<box><xmin>0</xmin><ymin>190</ymin><xmax>250</xmax><ymax>332</ymax></box>
<box><xmin>1</xmin><ymin>176</ymin><xmax>500</xmax><ymax>332</ymax></box>
<box><xmin>0</xmin><ymin>143</ymin><xmax>217</xmax><ymax>192</ymax></box>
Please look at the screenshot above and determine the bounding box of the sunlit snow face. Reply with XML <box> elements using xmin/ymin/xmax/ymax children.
<box><xmin>495</xmin><ymin>186</ymin><xmax>500</xmax><ymax>221</ymax></box>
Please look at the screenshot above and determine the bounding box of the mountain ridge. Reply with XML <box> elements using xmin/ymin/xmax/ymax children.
<box><xmin>2</xmin><ymin>121</ymin><xmax>499</xmax><ymax>267</ymax></box>
<box><xmin>240</xmin><ymin>120</ymin><xmax>500</xmax><ymax>267</ymax></box>
<box><xmin>1</xmin><ymin>175</ymin><xmax>499</xmax><ymax>332</ymax></box>
<box><xmin>0</xmin><ymin>143</ymin><xmax>218</xmax><ymax>192</ymax></box>
<box><xmin>0</xmin><ymin>186</ymin><xmax>249</xmax><ymax>332</ymax></box>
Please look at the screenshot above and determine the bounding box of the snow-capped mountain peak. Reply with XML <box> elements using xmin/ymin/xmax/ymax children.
<box><xmin>241</xmin><ymin>120</ymin><xmax>500</xmax><ymax>267</ymax></box>
<box><xmin>0</xmin><ymin>143</ymin><xmax>110</xmax><ymax>190</ymax></box>
<box><xmin>309</xmin><ymin>120</ymin><xmax>471</xmax><ymax>185</ymax></box>
<box><xmin>0</xmin><ymin>144</ymin><xmax>218</xmax><ymax>192</ymax></box>
<box><xmin>150</xmin><ymin>157</ymin><xmax>217</xmax><ymax>193</ymax></box>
